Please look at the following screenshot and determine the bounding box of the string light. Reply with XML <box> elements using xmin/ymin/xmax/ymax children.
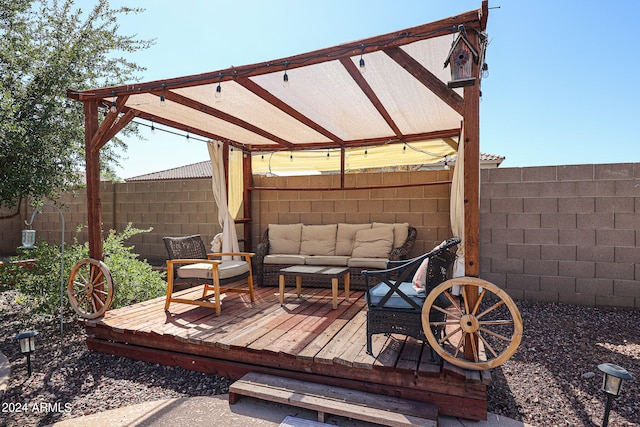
<box><xmin>443</xmin><ymin>156</ymin><xmax>450</xmax><ymax>170</ymax></box>
<box><xmin>283</xmin><ymin>61</ymin><xmax>290</xmax><ymax>87</ymax></box>
<box><xmin>359</xmin><ymin>45</ymin><xmax>366</xmax><ymax>73</ymax></box>
<box><xmin>215</xmin><ymin>73</ymin><xmax>222</xmax><ymax>98</ymax></box>
<box><xmin>185</xmin><ymin>128</ymin><xmax>190</xmax><ymax>141</ymax></box>
<box><xmin>160</xmin><ymin>84</ymin><xmax>166</xmax><ymax>106</ymax></box>
<box><xmin>109</xmin><ymin>91</ymin><xmax>117</xmax><ymax>113</ymax></box>
<box><xmin>64</xmin><ymin>102</ymin><xmax>72</xmax><ymax>114</ymax></box>
<box><xmin>150</xmin><ymin>119</ymin><xmax>155</xmax><ymax>132</ymax></box>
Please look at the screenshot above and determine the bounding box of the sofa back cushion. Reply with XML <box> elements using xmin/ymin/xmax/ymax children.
<box><xmin>300</xmin><ymin>224</ymin><xmax>337</xmax><ymax>256</ymax></box>
<box><xmin>335</xmin><ymin>223</ymin><xmax>372</xmax><ymax>256</ymax></box>
<box><xmin>269</xmin><ymin>223</ymin><xmax>303</xmax><ymax>254</ymax></box>
<box><xmin>373</xmin><ymin>222</ymin><xmax>409</xmax><ymax>248</ymax></box>
<box><xmin>351</xmin><ymin>226</ymin><xmax>394</xmax><ymax>258</ymax></box>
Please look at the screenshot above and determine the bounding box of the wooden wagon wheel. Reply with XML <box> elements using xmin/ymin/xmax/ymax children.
<box><xmin>67</xmin><ymin>258</ymin><xmax>114</xmax><ymax>319</ymax></box>
<box><xmin>422</xmin><ymin>277</ymin><xmax>523</xmax><ymax>371</ymax></box>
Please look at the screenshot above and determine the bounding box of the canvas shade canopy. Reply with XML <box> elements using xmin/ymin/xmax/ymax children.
<box><xmin>68</xmin><ymin>2</ymin><xmax>488</xmax><ymax>274</ymax></box>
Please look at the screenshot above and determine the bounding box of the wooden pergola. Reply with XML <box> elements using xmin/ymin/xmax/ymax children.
<box><xmin>68</xmin><ymin>2</ymin><xmax>489</xmax><ymax>280</ymax></box>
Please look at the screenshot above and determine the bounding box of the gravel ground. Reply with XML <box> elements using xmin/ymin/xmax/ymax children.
<box><xmin>1</xmin><ymin>290</ymin><xmax>639</xmax><ymax>427</ymax></box>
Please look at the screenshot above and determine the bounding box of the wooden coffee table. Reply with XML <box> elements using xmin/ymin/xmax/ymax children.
<box><xmin>279</xmin><ymin>265</ymin><xmax>350</xmax><ymax>309</ymax></box>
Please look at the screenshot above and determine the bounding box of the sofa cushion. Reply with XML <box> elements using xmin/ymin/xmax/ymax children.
<box><xmin>351</xmin><ymin>226</ymin><xmax>394</xmax><ymax>258</ymax></box>
<box><xmin>264</xmin><ymin>254</ymin><xmax>306</xmax><ymax>265</ymax></box>
<box><xmin>366</xmin><ymin>280</ymin><xmax>425</xmax><ymax>309</ymax></box>
<box><xmin>177</xmin><ymin>261</ymin><xmax>249</xmax><ymax>280</ymax></box>
<box><xmin>269</xmin><ymin>223</ymin><xmax>303</xmax><ymax>254</ymax></box>
<box><xmin>335</xmin><ymin>223</ymin><xmax>372</xmax><ymax>256</ymax></box>
<box><xmin>305</xmin><ymin>255</ymin><xmax>349</xmax><ymax>266</ymax></box>
<box><xmin>348</xmin><ymin>257</ymin><xmax>389</xmax><ymax>269</ymax></box>
<box><xmin>373</xmin><ymin>222</ymin><xmax>409</xmax><ymax>248</ymax></box>
<box><xmin>300</xmin><ymin>224</ymin><xmax>337</xmax><ymax>256</ymax></box>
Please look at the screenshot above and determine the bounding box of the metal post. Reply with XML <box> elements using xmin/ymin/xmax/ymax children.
<box><xmin>602</xmin><ymin>393</ymin><xmax>613</xmax><ymax>427</ymax></box>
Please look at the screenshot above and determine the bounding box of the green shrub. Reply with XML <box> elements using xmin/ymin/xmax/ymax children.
<box><xmin>0</xmin><ymin>224</ymin><xmax>165</xmax><ymax>314</ymax></box>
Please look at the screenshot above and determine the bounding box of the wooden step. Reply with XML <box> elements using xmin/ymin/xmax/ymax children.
<box><xmin>229</xmin><ymin>372</ymin><xmax>438</xmax><ymax>427</ymax></box>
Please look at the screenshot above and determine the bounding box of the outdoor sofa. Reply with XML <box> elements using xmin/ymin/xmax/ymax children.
<box><xmin>254</xmin><ymin>223</ymin><xmax>417</xmax><ymax>289</ymax></box>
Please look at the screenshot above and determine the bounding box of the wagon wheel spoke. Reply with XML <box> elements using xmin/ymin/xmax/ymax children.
<box><xmin>67</xmin><ymin>259</ymin><xmax>114</xmax><ymax>319</ymax></box>
<box><xmin>422</xmin><ymin>277</ymin><xmax>523</xmax><ymax>370</ymax></box>
<box><xmin>477</xmin><ymin>300</ymin><xmax>505</xmax><ymax>320</ymax></box>
<box><xmin>477</xmin><ymin>331</ymin><xmax>499</xmax><ymax>358</ymax></box>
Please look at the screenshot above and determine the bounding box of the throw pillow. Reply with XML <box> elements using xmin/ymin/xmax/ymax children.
<box><xmin>351</xmin><ymin>227</ymin><xmax>394</xmax><ymax>258</ymax></box>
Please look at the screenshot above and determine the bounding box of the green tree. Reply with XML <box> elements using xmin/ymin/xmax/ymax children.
<box><xmin>0</xmin><ymin>0</ymin><xmax>153</xmax><ymax>211</ymax></box>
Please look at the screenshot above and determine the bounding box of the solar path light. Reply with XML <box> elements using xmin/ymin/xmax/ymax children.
<box><xmin>14</xmin><ymin>330</ymin><xmax>38</xmax><ymax>376</ymax></box>
<box><xmin>597</xmin><ymin>363</ymin><xmax>633</xmax><ymax>427</ymax></box>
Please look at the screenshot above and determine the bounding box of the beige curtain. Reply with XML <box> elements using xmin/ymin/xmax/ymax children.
<box><xmin>208</xmin><ymin>141</ymin><xmax>240</xmax><ymax>259</ymax></box>
<box><xmin>450</xmin><ymin>135</ymin><xmax>465</xmax><ymax>279</ymax></box>
<box><xmin>228</xmin><ymin>148</ymin><xmax>243</xmax><ymax>219</ymax></box>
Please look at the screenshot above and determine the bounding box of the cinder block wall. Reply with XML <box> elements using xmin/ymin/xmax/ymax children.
<box><xmin>3</xmin><ymin>163</ymin><xmax>639</xmax><ymax>309</ymax></box>
<box><xmin>251</xmin><ymin>169</ymin><xmax>453</xmax><ymax>255</ymax></box>
<box><xmin>480</xmin><ymin>163</ymin><xmax>640</xmax><ymax>309</ymax></box>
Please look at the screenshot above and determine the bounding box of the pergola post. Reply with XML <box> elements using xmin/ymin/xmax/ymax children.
<box><xmin>84</xmin><ymin>100</ymin><xmax>103</xmax><ymax>260</ymax></box>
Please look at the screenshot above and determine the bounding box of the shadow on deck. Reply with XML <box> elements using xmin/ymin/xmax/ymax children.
<box><xmin>81</xmin><ymin>285</ymin><xmax>489</xmax><ymax>420</ymax></box>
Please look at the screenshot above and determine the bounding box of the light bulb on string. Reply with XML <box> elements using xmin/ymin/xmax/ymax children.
<box><xmin>283</xmin><ymin>61</ymin><xmax>290</xmax><ymax>87</ymax></box>
<box><xmin>215</xmin><ymin>73</ymin><xmax>222</xmax><ymax>98</ymax></box>
<box><xmin>150</xmin><ymin>120</ymin><xmax>155</xmax><ymax>133</ymax></box>
<box><xmin>160</xmin><ymin>84</ymin><xmax>166</xmax><ymax>106</ymax></box>
<box><xmin>359</xmin><ymin>45</ymin><xmax>366</xmax><ymax>73</ymax></box>
<box><xmin>109</xmin><ymin>91</ymin><xmax>117</xmax><ymax>113</ymax></box>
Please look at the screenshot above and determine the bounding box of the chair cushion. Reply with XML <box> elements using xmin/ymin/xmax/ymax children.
<box><xmin>335</xmin><ymin>223</ymin><xmax>372</xmax><ymax>256</ymax></box>
<box><xmin>352</xmin><ymin>227</ymin><xmax>394</xmax><ymax>258</ymax></box>
<box><xmin>300</xmin><ymin>224</ymin><xmax>337</xmax><ymax>256</ymax></box>
<box><xmin>269</xmin><ymin>223</ymin><xmax>303</xmax><ymax>254</ymax></box>
<box><xmin>305</xmin><ymin>255</ymin><xmax>349</xmax><ymax>266</ymax></box>
<box><xmin>177</xmin><ymin>261</ymin><xmax>249</xmax><ymax>280</ymax></box>
<box><xmin>263</xmin><ymin>254</ymin><xmax>307</xmax><ymax>265</ymax></box>
<box><xmin>366</xmin><ymin>281</ymin><xmax>425</xmax><ymax>310</ymax></box>
<box><xmin>347</xmin><ymin>257</ymin><xmax>389</xmax><ymax>269</ymax></box>
<box><xmin>373</xmin><ymin>222</ymin><xmax>409</xmax><ymax>248</ymax></box>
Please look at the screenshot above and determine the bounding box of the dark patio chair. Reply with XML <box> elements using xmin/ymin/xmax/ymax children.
<box><xmin>362</xmin><ymin>237</ymin><xmax>460</xmax><ymax>356</ymax></box>
<box><xmin>163</xmin><ymin>234</ymin><xmax>255</xmax><ymax>315</ymax></box>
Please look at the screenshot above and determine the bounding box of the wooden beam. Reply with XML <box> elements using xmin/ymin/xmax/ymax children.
<box><xmin>236</xmin><ymin>77</ymin><xmax>346</xmax><ymax>147</ymax></box>
<box><xmin>84</xmin><ymin>100</ymin><xmax>103</xmax><ymax>260</ymax></box>
<box><xmin>68</xmin><ymin>8</ymin><xmax>485</xmax><ymax>101</ymax></box>
<box><xmin>94</xmin><ymin>110</ymin><xmax>137</xmax><ymax>153</ymax></box>
<box><xmin>242</xmin><ymin>153</ymin><xmax>253</xmax><ymax>251</ymax></box>
<box><xmin>163</xmin><ymin>90</ymin><xmax>296</xmax><ymax>149</ymax></box>
<box><xmin>340</xmin><ymin>57</ymin><xmax>403</xmax><ymax>138</ymax></box>
<box><xmin>384</xmin><ymin>47</ymin><xmax>465</xmax><ymax>116</ymax></box>
<box><xmin>89</xmin><ymin>95</ymin><xmax>129</xmax><ymax>151</ymax></box>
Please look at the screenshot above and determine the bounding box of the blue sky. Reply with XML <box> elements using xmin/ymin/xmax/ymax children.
<box><xmin>99</xmin><ymin>0</ymin><xmax>640</xmax><ymax>178</ymax></box>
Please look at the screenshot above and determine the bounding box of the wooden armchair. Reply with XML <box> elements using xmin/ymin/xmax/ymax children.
<box><xmin>163</xmin><ymin>235</ymin><xmax>255</xmax><ymax>316</ymax></box>
<box><xmin>362</xmin><ymin>237</ymin><xmax>460</xmax><ymax>356</ymax></box>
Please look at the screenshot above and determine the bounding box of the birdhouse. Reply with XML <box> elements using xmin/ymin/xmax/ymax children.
<box><xmin>444</xmin><ymin>32</ymin><xmax>479</xmax><ymax>88</ymax></box>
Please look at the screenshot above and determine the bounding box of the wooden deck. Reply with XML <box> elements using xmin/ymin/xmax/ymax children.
<box><xmin>81</xmin><ymin>285</ymin><xmax>489</xmax><ymax>421</ymax></box>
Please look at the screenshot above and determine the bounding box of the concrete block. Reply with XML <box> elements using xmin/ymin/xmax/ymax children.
<box><xmin>491</xmin><ymin>258</ymin><xmax>523</xmax><ymax>274</ymax></box>
<box><xmin>596</xmin><ymin>261</ymin><xmax>634</xmax><ymax>280</ymax></box>
<box><xmin>280</xmin><ymin>213</ymin><xmax>302</xmax><ymax>224</ymax></box>
<box><xmin>524</xmin><ymin>259</ymin><xmax>558</xmax><ymax>276</ymax></box>
<box><xmin>482</xmin><ymin>242</ymin><xmax>508</xmax><ymax>258</ymax></box>
<box><xmin>576</xmin><ymin>180</ymin><xmax>615</xmax><ymax>197</ymax></box>
<box><xmin>485</xmin><ymin>167</ymin><xmax>522</xmax><ymax>183</ymax></box>
<box><xmin>576</xmin><ymin>278</ymin><xmax>613</xmax><ymax>296</ymax></box>
<box><xmin>523</xmin><ymin>198</ymin><xmax>558</xmax><ymax>213</ymax></box>
<box><xmin>480</xmin><ymin>182</ymin><xmax>509</xmax><ymax>199</ymax></box>
<box><xmin>524</xmin><ymin>229</ymin><xmax>558</xmax><ymax>245</ymax></box>
<box><xmin>615</xmin><ymin>245</ymin><xmax>640</xmax><ymax>263</ymax></box>
<box><xmin>558</xmin><ymin>197</ymin><xmax>595</xmax><ymax>213</ymax></box>
<box><xmin>559</xmin><ymin>229</ymin><xmax>596</xmax><ymax>246</ymax></box>
<box><xmin>557</xmin><ymin>164</ymin><xmax>594</xmax><ymax>181</ymax></box>
<box><xmin>507</xmin><ymin>243</ymin><xmax>540</xmax><ymax>260</ymax></box>
<box><xmin>396</xmin><ymin>212</ymin><xmax>423</xmax><ymax>227</ymax></box>
<box><xmin>524</xmin><ymin>290</ymin><xmax>559</xmax><ymax>303</ymax></box>
<box><xmin>614</xmin><ymin>179</ymin><xmax>640</xmax><ymax>197</ymax></box>
<box><xmin>506</xmin><ymin>182</ymin><xmax>545</xmax><ymax>198</ymax></box>
<box><xmin>502</xmin><ymin>287</ymin><xmax>524</xmax><ymax>301</ymax></box>
<box><xmin>596</xmin><ymin>229</ymin><xmax>635</xmax><ymax>247</ymax></box>
<box><xmin>507</xmin><ymin>213</ymin><xmax>540</xmax><ymax>229</ymax></box>
<box><xmin>577</xmin><ymin>213</ymin><xmax>614</xmax><ymax>230</ymax></box>
<box><xmin>479</xmin><ymin>272</ymin><xmax>506</xmax><ymax>288</ymax></box>
<box><xmin>540</xmin><ymin>275</ymin><xmax>575</xmax><ymax>293</ymax></box>
<box><xmin>357</xmin><ymin>200</ymin><xmax>384</xmax><ymax>213</ymax></box>
<box><xmin>410</xmin><ymin>198</ymin><xmax>438</xmax><ymax>213</ymax></box>
<box><xmin>384</xmin><ymin>199</ymin><xmax>410</xmax><ymax>212</ymax></box>
<box><xmin>595</xmin><ymin>295</ymin><xmax>635</xmax><ymax>308</ymax></box>
<box><xmin>481</xmin><ymin>213</ymin><xmax>507</xmax><ymax>229</ymax></box>
<box><xmin>595</xmin><ymin>163</ymin><xmax>634</xmax><ymax>180</ymax></box>
<box><xmin>614</xmin><ymin>213</ymin><xmax>640</xmax><ymax>230</ymax></box>
<box><xmin>540</xmin><ymin>244</ymin><xmax>576</xmax><ymax>261</ymax></box>
<box><xmin>289</xmin><ymin>201</ymin><xmax>311</xmax><ymax>212</ymax></box>
<box><xmin>541</xmin><ymin>213</ymin><xmax>576</xmax><ymax>229</ymax></box>
<box><xmin>577</xmin><ymin>246</ymin><xmax>614</xmax><ymax>262</ymax></box>
<box><xmin>491</xmin><ymin>228</ymin><xmax>524</xmax><ymax>244</ymax></box>
<box><xmin>505</xmin><ymin>273</ymin><xmax>538</xmax><ymax>291</ymax></box>
<box><xmin>321</xmin><ymin>212</ymin><xmax>346</xmax><ymax>224</ymax></box>
<box><xmin>521</xmin><ymin>166</ymin><xmax>557</xmax><ymax>182</ymax></box>
<box><xmin>613</xmin><ymin>280</ymin><xmax>640</xmax><ymax>297</ymax></box>
<box><xmin>268</xmin><ymin>200</ymin><xmax>290</xmax><ymax>214</ymax></box>
<box><xmin>595</xmin><ymin>197</ymin><xmax>634</xmax><ymax>213</ymax></box>
<box><xmin>559</xmin><ymin>260</ymin><xmax>595</xmax><ymax>278</ymax></box>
